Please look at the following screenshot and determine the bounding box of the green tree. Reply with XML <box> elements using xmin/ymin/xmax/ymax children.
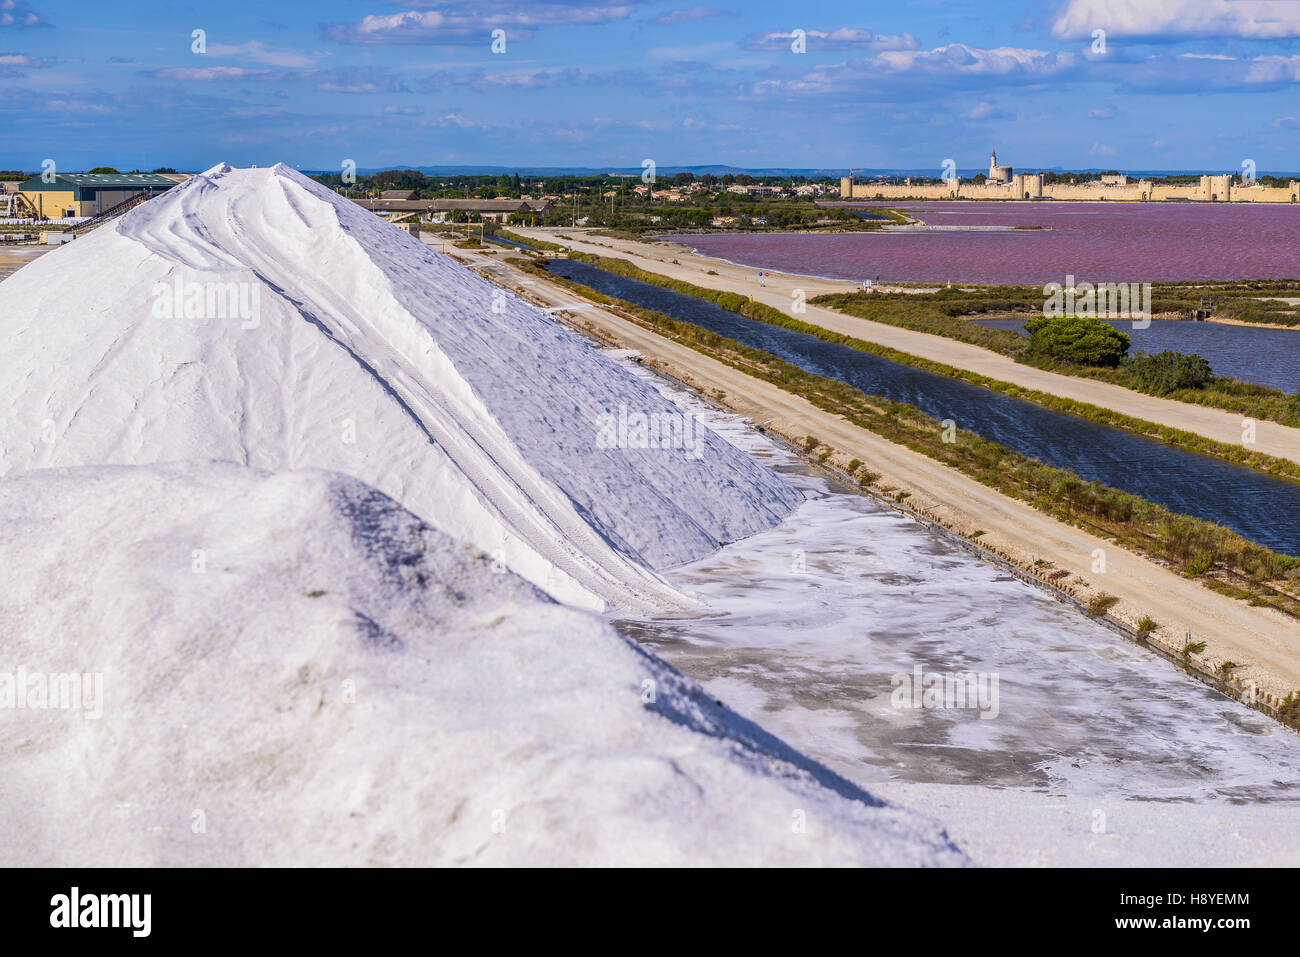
<box><xmin>374</xmin><ymin>169</ymin><xmax>426</xmax><ymax>191</ymax></box>
<box><xmin>1024</xmin><ymin>315</ymin><xmax>1130</xmax><ymax>366</ymax></box>
<box><xmin>88</xmin><ymin>166</ymin><xmax>120</xmax><ymax>174</ymax></box>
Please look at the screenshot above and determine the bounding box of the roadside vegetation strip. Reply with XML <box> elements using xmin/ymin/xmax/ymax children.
<box><xmin>511</xmin><ymin>256</ymin><xmax>1300</xmax><ymax>621</ymax></box>
<box><xmin>812</xmin><ymin>285</ymin><xmax>1300</xmax><ymax>425</ymax></box>
<box><xmin>562</xmin><ymin>252</ymin><xmax>1300</xmax><ymax>483</ymax></box>
<box><xmin>491</xmin><ymin>227</ymin><xmax>566</xmax><ymax>252</ymax></box>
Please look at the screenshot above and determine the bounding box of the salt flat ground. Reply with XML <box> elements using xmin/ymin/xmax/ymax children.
<box><xmin>617</xmin><ymin>358</ymin><xmax>1300</xmax><ymax>867</ymax></box>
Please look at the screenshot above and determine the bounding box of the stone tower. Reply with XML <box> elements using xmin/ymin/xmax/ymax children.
<box><xmin>988</xmin><ymin>151</ymin><xmax>1013</xmax><ymax>184</ymax></box>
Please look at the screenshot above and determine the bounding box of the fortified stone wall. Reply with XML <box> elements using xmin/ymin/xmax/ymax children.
<box><xmin>840</xmin><ymin>178</ymin><xmax>955</xmax><ymax>200</ymax></box>
<box><xmin>840</xmin><ymin>175</ymin><xmax>1299</xmax><ymax>203</ymax></box>
<box><xmin>1232</xmin><ymin>182</ymin><xmax>1300</xmax><ymax>203</ymax></box>
<box><xmin>1040</xmin><ymin>182</ymin><xmax>1149</xmax><ymax>201</ymax></box>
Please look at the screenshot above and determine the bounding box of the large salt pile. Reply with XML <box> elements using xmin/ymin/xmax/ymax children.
<box><xmin>0</xmin><ymin>163</ymin><xmax>801</xmax><ymax>612</ymax></box>
<box><xmin>0</xmin><ymin>462</ymin><xmax>964</xmax><ymax>866</ymax></box>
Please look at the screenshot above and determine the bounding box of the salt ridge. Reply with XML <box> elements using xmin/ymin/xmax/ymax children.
<box><xmin>0</xmin><ymin>163</ymin><xmax>803</xmax><ymax>612</ymax></box>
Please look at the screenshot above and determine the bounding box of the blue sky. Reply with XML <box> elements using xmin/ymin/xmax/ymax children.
<box><xmin>3</xmin><ymin>0</ymin><xmax>1299</xmax><ymax>172</ymax></box>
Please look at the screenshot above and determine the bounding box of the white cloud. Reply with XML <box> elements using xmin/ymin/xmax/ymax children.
<box><xmin>147</xmin><ymin>66</ymin><xmax>408</xmax><ymax>94</ymax></box>
<box><xmin>870</xmin><ymin>44</ymin><xmax>1076</xmax><ymax>76</ymax></box>
<box><xmin>420</xmin><ymin>112</ymin><xmax>492</xmax><ymax>130</ymax></box>
<box><xmin>653</xmin><ymin>6</ymin><xmax>725</xmax><ymax>26</ymax></box>
<box><xmin>1089</xmin><ymin>141</ymin><xmax>1117</xmax><ymax>155</ymax></box>
<box><xmin>1052</xmin><ymin>0</ymin><xmax>1300</xmax><ymax>41</ymax></box>
<box><xmin>746</xmin><ymin>28</ymin><xmax>919</xmax><ymax>52</ymax></box>
<box><xmin>754</xmin><ymin>44</ymin><xmax>1078</xmax><ymax>98</ymax></box>
<box><xmin>0</xmin><ymin>52</ymin><xmax>48</xmax><ymax>66</ymax></box>
<box><xmin>152</xmin><ymin>66</ymin><xmax>278</xmax><ymax>82</ymax></box>
<box><xmin>0</xmin><ymin>1</ymin><xmax>46</xmax><ymax>27</ymax></box>
<box><xmin>1245</xmin><ymin>54</ymin><xmax>1300</xmax><ymax>82</ymax></box>
<box><xmin>206</xmin><ymin>42</ymin><xmax>320</xmax><ymax>68</ymax></box>
<box><xmin>325</xmin><ymin>5</ymin><xmax>633</xmax><ymax>45</ymax></box>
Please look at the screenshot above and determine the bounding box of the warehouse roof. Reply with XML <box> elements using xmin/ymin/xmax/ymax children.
<box><xmin>20</xmin><ymin>172</ymin><xmax>179</xmax><ymax>191</ymax></box>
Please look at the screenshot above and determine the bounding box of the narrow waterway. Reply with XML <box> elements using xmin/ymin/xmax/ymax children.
<box><xmin>548</xmin><ymin>258</ymin><xmax>1300</xmax><ymax>555</ymax></box>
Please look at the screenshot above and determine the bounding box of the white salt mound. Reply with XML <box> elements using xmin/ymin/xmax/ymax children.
<box><xmin>0</xmin><ymin>162</ymin><xmax>802</xmax><ymax>613</ymax></box>
<box><xmin>0</xmin><ymin>462</ymin><xmax>964</xmax><ymax>866</ymax></box>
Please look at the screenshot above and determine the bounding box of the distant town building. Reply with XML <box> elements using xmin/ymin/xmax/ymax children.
<box><xmin>726</xmin><ymin>184</ymin><xmax>785</xmax><ymax>196</ymax></box>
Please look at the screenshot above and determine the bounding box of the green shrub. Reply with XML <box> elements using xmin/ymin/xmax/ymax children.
<box><xmin>1124</xmin><ymin>350</ymin><xmax>1213</xmax><ymax>394</ymax></box>
<box><xmin>1023</xmin><ymin>315</ymin><xmax>1130</xmax><ymax>366</ymax></box>
<box><xmin>1087</xmin><ymin>592</ymin><xmax>1120</xmax><ymax>616</ymax></box>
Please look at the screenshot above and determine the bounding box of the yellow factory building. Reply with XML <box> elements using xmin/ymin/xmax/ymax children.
<box><xmin>15</xmin><ymin>172</ymin><xmax>180</xmax><ymax>219</ymax></box>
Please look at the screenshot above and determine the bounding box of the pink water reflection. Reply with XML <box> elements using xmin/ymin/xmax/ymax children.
<box><xmin>669</xmin><ymin>202</ymin><xmax>1300</xmax><ymax>284</ymax></box>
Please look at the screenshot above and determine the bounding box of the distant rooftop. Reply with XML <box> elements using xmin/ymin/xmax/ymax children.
<box><xmin>21</xmin><ymin>172</ymin><xmax>180</xmax><ymax>190</ymax></box>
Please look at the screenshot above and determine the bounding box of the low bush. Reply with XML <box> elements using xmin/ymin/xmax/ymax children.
<box><xmin>1023</xmin><ymin>315</ymin><xmax>1130</xmax><ymax>366</ymax></box>
<box><xmin>1124</xmin><ymin>350</ymin><xmax>1213</xmax><ymax>394</ymax></box>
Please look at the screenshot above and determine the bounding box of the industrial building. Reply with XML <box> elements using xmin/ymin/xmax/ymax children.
<box><xmin>15</xmin><ymin>172</ymin><xmax>180</xmax><ymax>219</ymax></box>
